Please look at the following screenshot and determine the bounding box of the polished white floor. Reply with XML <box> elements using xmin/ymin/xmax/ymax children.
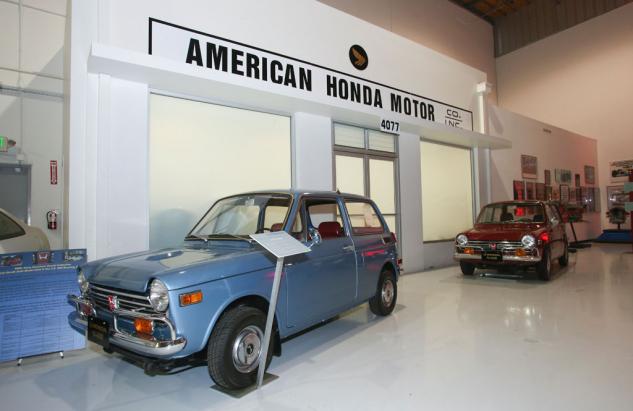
<box><xmin>2</xmin><ymin>243</ymin><xmax>633</xmax><ymax>411</ymax></box>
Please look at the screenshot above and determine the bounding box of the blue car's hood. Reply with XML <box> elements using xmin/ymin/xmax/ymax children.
<box><xmin>83</xmin><ymin>242</ymin><xmax>275</xmax><ymax>292</ymax></box>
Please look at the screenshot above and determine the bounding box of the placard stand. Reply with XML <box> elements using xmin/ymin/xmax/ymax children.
<box><xmin>249</xmin><ymin>231</ymin><xmax>311</xmax><ymax>389</ymax></box>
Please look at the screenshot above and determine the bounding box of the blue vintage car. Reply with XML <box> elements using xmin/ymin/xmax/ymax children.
<box><xmin>68</xmin><ymin>190</ymin><xmax>399</xmax><ymax>389</ymax></box>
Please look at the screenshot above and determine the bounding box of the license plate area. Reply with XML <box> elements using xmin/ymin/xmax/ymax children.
<box><xmin>482</xmin><ymin>252</ymin><xmax>502</xmax><ymax>261</ymax></box>
<box><xmin>87</xmin><ymin>316</ymin><xmax>110</xmax><ymax>349</ymax></box>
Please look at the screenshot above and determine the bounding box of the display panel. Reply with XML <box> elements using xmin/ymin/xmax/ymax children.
<box><xmin>149</xmin><ymin>94</ymin><xmax>291</xmax><ymax>248</ymax></box>
<box><xmin>420</xmin><ymin>141</ymin><xmax>473</xmax><ymax>242</ymax></box>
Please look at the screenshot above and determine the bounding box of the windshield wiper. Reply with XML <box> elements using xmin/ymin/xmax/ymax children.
<box><xmin>207</xmin><ymin>234</ymin><xmax>254</xmax><ymax>243</ymax></box>
<box><xmin>185</xmin><ymin>234</ymin><xmax>208</xmax><ymax>243</ymax></box>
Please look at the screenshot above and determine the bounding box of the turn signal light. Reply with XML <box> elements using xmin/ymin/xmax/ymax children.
<box><xmin>179</xmin><ymin>290</ymin><xmax>203</xmax><ymax>307</ymax></box>
<box><xmin>539</xmin><ymin>232</ymin><xmax>549</xmax><ymax>243</ymax></box>
<box><xmin>464</xmin><ymin>247</ymin><xmax>475</xmax><ymax>255</ymax></box>
<box><xmin>134</xmin><ymin>318</ymin><xmax>154</xmax><ymax>335</ymax></box>
<box><xmin>516</xmin><ymin>248</ymin><xmax>527</xmax><ymax>257</ymax></box>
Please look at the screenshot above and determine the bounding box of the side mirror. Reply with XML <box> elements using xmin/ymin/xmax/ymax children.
<box><xmin>307</xmin><ymin>227</ymin><xmax>322</xmax><ymax>248</ymax></box>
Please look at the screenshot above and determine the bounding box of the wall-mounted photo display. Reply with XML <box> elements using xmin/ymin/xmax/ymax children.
<box><xmin>513</xmin><ymin>180</ymin><xmax>526</xmax><ymax>200</ymax></box>
<box><xmin>575</xmin><ymin>173</ymin><xmax>581</xmax><ymax>187</ymax></box>
<box><xmin>545</xmin><ymin>186</ymin><xmax>553</xmax><ymax>200</ymax></box>
<box><xmin>607</xmin><ymin>185</ymin><xmax>627</xmax><ymax>209</ymax></box>
<box><xmin>609</xmin><ymin>159</ymin><xmax>633</xmax><ymax>183</ymax></box>
<box><xmin>575</xmin><ymin>187</ymin><xmax>582</xmax><ymax>205</ymax></box>
<box><xmin>526</xmin><ymin>181</ymin><xmax>535</xmax><ymax>200</ymax></box>
<box><xmin>555</xmin><ymin>168</ymin><xmax>572</xmax><ymax>184</ymax></box>
<box><xmin>551</xmin><ymin>185</ymin><xmax>560</xmax><ymax>201</ymax></box>
<box><xmin>544</xmin><ymin>169</ymin><xmax>551</xmax><ymax>186</ymax></box>
<box><xmin>593</xmin><ymin>187</ymin><xmax>601</xmax><ymax>212</ymax></box>
<box><xmin>521</xmin><ymin>155</ymin><xmax>537</xmax><ymax>179</ymax></box>
<box><xmin>584</xmin><ymin>165</ymin><xmax>595</xmax><ymax>185</ymax></box>
<box><xmin>569</xmin><ymin>187</ymin><xmax>577</xmax><ymax>203</ymax></box>
<box><xmin>560</xmin><ymin>184</ymin><xmax>570</xmax><ymax>203</ymax></box>
<box><xmin>535</xmin><ymin>183</ymin><xmax>545</xmax><ymax>200</ymax></box>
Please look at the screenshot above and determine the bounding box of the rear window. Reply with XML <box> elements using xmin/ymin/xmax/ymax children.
<box><xmin>477</xmin><ymin>204</ymin><xmax>545</xmax><ymax>224</ymax></box>
<box><xmin>0</xmin><ymin>212</ymin><xmax>25</xmax><ymax>240</ymax></box>
<box><xmin>344</xmin><ymin>200</ymin><xmax>385</xmax><ymax>235</ymax></box>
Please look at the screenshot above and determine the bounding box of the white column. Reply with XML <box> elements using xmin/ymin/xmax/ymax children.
<box><xmin>292</xmin><ymin>112</ymin><xmax>332</xmax><ymax>191</ymax></box>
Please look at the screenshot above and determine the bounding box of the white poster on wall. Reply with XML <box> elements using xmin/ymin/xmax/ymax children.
<box><xmin>610</xmin><ymin>160</ymin><xmax>633</xmax><ymax>183</ymax></box>
<box><xmin>148</xmin><ymin>18</ymin><xmax>474</xmax><ymax>131</ymax></box>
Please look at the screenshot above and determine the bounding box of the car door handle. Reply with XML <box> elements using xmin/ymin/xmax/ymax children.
<box><xmin>342</xmin><ymin>245</ymin><xmax>355</xmax><ymax>252</ymax></box>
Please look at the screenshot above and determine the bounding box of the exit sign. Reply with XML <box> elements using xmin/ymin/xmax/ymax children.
<box><xmin>0</xmin><ymin>136</ymin><xmax>7</xmax><ymax>152</ymax></box>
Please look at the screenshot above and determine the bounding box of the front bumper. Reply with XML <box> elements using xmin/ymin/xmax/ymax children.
<box><xmin>68</xmin><ymin>294</ymin><xmax>186</xmax><ymax>358</ymax></box>
<box><xmin>454</xmin><ymin>252</ymin><xmax>541</xmax><ymax>263</ymax></box>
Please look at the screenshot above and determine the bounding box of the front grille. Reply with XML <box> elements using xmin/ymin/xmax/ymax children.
<box><xmin>463</xmin><ymin>240</ymin><xmax>523</xmax><ymax>251</ymax></box>
<box><xmin>88</xmin><ymin>284</ymin><xmax>155</xmax><ymax>314</ymax></box>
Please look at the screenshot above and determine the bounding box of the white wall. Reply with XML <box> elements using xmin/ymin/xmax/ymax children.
<box><xmin>318</xmin><ymin>0</ymin><xmax>497</xmax><ymax>101</ymax></box>
<box><xmin>0</xmin><ymin>0</ymin><xmax>67</xmax><ymax>249</ymax></box>
<box><xmin>489</xmin><ymin>106</ymin><xmax>601</xmax><ymax>241</ymax></box>
<box><xmin>496</xmin><ymin>3</ymin><xmax>633</xmax><ymax>231</ymax></box>
<box><xmin>69</xmin><ymin>0</ymin><xmax>493</xmax><ymax>270</ymax></box>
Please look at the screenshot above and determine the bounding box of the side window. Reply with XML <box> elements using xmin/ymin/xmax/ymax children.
<box><xmin>344</xmin><ymin>200</ymin><xmax>385</xmax><ymax>235</ymax></box>
<box><xmin>547</xmin><ymin>205</ymin><xmax>560</xmax><ymax>224</ymax></box>
<box><xmin>305</xmin><ymin>199</ymin><xmax>345</xmax><ymax>240</ymax></box>
<box><xmin>0</xmin><ymin>212</ymin><xmax>25</xmax><ymax>240</ymax></box>
<box><xmin>263</xmin><ymin>205</ymin><xmax>288</xmax><ymax>231</ymax></box>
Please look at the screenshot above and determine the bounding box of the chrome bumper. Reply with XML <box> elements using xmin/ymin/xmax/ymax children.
<box><xmin>68</xmin><ymin>294</ymin><xmax>186</xmax><ymax>357</ymax></box>
<box><xmin>453</xmin><ymin>253</ymin><xmax>541</xmax><ymax>263</ymax></box>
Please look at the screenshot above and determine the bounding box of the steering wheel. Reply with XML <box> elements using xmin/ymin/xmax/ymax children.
<box><xmin>255</xmin><ymin>227</ymin><xmax>272</xmax><ymax>234</ymax></box>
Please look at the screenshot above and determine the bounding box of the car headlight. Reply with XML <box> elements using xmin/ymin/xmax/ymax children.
<box><xmin>77</xmin><ymin>269</ymin><xmax>89</xmax><ymax>295</ymax></box>
<box><xmin>149</xmin><ymin>279</ymin><xmax>169</xmax><ymax>312</ymax></box>
<box><xmin>521</xmin><ymin>234</ymin><xmax>536</xmax><ymax>248</ymax></box>
<box><xmin>456</xmin><ymin>234</ymin><xmax>468</xmax><ymax>246</ymax></box>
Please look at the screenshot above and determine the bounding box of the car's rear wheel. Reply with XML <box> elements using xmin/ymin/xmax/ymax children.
<box><xmin>537</xmin><ymin>247</ymin><xmax>552</xmax><ymax>281</ymax></box>
<box><xmin>558</xmin><ymin>241</ymin><xmax>569</xmax><ymax>267</ymax></box>
<box><xmin>369</xmin><ymin>268</ymin><xmax>397</xmax><ymax>316</ymax></box>
<box><xmin>460</xmin><ymin>261</ymin><xmax>475</xmax><ymax>276</ymax></box>
<box><xmin>207</xmin><ymin>305</ymin><xmax>273</xmax><ymax>389</ymax></box>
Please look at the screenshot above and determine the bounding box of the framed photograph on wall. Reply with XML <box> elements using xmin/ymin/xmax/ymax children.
<box><xmin>555</xmin><ymin>169</ymin><xmax>572</xmax><ymax>184</ymax></box>
<box><xmin>607</xmin><ymin>185</ymin><xmax>627</xmax><ymax>209</ymax></box>
<box><xmin>545</xmin><ymin>186</ymin><xmax>553</xmax><ymax>200</ymax></box>
<box><xmin>575</xmin><ymin>173</ymin><xmax>581</xmax><ymax>187</ymax></box>
<box><xmin>513</xmin><ymin>180</ymin><xmax>525</xmax><ymax>200</ymax></box>
<box><xmin>610</xmin><ymin>160</ymin><xmax>633</xmax><ymax>183</ymax></box>
<box><xmin>526</xmin><ymin>182</ymin><xmax>535</xmax><ymax>200</ymax></box>
<box><xmin>535</xmin><ymin>183</ymin><xmax>545</xmax><ymax>200</ymax></box>
<box><xmin>521</xmin><ymin>155</ymin><xmax>537</xmax><ymax>179</ymax></box>
<box><xmin>560</xmin><ymin>184</ymin><xmax>570</xmax><ymax>203</ymax></box>
<box><xmin>544</xmin><ymin>169</ymin><xmax>551</xmax><ymax>186</ymax></box>
<box><xmin>584</xmin><ymin>165</ymin><xmax>595</xmax><ymax>185</ymax></box>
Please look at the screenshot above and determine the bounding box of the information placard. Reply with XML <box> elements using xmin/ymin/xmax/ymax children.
<box><xmin>249</xmin><ymin>231</ymin><xmax>310</xmax><ymax>259</ymax></box>
<box><xmin>0</xmin><ymin>249</ymin><xmax>87</xmax><ymax>363</ymax></box>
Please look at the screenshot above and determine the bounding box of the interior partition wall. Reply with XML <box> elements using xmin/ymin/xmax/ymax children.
<box><xmin>148</xmin><ymin>93</ymin><xmax>292</xmax><ymax>249</ymax></box>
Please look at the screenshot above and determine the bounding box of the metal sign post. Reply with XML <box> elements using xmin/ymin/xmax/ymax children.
<box><xmin>249</xmin><ymin>231</ymin><xmax>310</xmax><ymax>389</ymax></box>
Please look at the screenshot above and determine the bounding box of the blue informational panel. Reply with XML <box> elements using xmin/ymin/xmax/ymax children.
<box><xmin>0</xmin><ymin>249</ymin><xmax>87</xmax><ymax>363</ymax></box>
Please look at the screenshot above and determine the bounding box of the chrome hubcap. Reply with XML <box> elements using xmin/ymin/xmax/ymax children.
<box><xmin>381</xmin><ymin>279</ymin><xmax>394</xmax><ymax>307</ymax></box>
<box><xmin>232</xmin><ymin>325</ymin><xmax>263</xmax><ymax>373</ymax></box>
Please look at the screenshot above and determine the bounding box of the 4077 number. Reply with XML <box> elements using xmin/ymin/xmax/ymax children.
<box><xmin>380</xmin><ymin>119</ymin><xmax>399</xmax><ymax>133</ymax></box>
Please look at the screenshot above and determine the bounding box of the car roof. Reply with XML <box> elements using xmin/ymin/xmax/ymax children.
<box><xmin>484</xmin><ymin>200</ymin><xmax>548</xmax><ymax>206</ymax></box>
<box><xmin>235</xmin><ymin>189</ymin><xmax>371</xmax><ymax>201</ymax></box>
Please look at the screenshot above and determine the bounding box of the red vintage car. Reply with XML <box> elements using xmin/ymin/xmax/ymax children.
<box><xmin>454</xmin><ymin>201</ymin><xmax>569</xmax><ymax>281</ymax></box>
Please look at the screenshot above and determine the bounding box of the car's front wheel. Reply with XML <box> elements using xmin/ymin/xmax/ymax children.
<box><xmin>460</xmin><ymin>261</ymin><xmax>475</xmax><ymax>276</ymax></box>
<box><xmin>369</xmin><ymin>268</ymin><xmax>397</xmax><ymax>316</ymax></box>
<box><xmin>537</xmin><ymin>247</ymin><xmax>552</xmax><ymax>281</ymax></box>
<box><xmin>207</xmin><ymin>305</ymin><xmax>273</xmax><ymax>390</ymax></box>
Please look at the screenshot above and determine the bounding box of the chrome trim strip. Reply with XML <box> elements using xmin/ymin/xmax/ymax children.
<box><xmin>503</xmin><ymin>255</ymin><xmax>541</xmax><ymax>262</ymax></box>
<box><xmin>90</xmin><ymin>285</ymin><xmax>151</xmax><ymax>301</ymax></box>
<box><xmin>454</xmin><ymin>253</ymin><xmax>481</xmax><ymax>260</ymax></box>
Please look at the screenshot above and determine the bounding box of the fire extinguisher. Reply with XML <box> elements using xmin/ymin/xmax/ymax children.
<box><xmin>46</xmin><ymin>210</ymin><xmax>58</xmax><ymax>230</ymax></box>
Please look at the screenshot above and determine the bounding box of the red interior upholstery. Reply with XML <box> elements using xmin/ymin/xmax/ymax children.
<box><xmin>270</xmin><ymin>223</ymin><xmax>283</xmax><ymax>232</ymax></box>
<box><xmin>318</xmin><ymin>221</ymin><xmax>342</xmax><ymax>239</ymax></box>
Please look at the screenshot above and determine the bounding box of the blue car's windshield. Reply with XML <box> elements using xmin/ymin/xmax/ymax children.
<box><xmin>188</xmin><ymin>194</ymin><xmax>292</xmax><ymax>239</ymax></box>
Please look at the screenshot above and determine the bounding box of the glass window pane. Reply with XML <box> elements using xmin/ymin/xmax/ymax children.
<box><xmin>0</xmin><ymin>211</ymin><xmax>24</xmax><ymax>239</ymax></box>
<box><xmin>420</xmin><ymin>141</ymin><xmax>473</xmax><ymax>242</ymax></box>
<box><xmin>383</xmin><ymin>215</ymin><xmax>396</xmax><ymax>236</ymax></box>
<box><xmin>369</xmin><ymin>159</ymin><xmax>395</xmax><ymax>214</ymax></box>
<box><xmin>368</xmin><ymin>130</ymin><xmax>395</xmax><ymax>152</ymax></box>
<box><xmin>334</xmin><ymin>124</ymin><xmax>365</xmax><ymax>148</ymax></box>
<box><xmin>335</xmin><ymin>155</ymin><xmax>365</xmax><ymax>195</ymax></box>
<box><xmin>149</xmin><ymin>94</ymin><xmax>291</xmax><ymax>248</ymax></box>
<box><xmin>345</xmin><ymin>201</ymin><xmax>384</xmax><ymax>235</ymax></box>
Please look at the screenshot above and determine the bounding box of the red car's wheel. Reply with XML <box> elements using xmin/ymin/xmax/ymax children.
<box><xmin>537</xmin><ymin>247</ymin><xmax>552</xmax><ymax>281</ymax></box>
